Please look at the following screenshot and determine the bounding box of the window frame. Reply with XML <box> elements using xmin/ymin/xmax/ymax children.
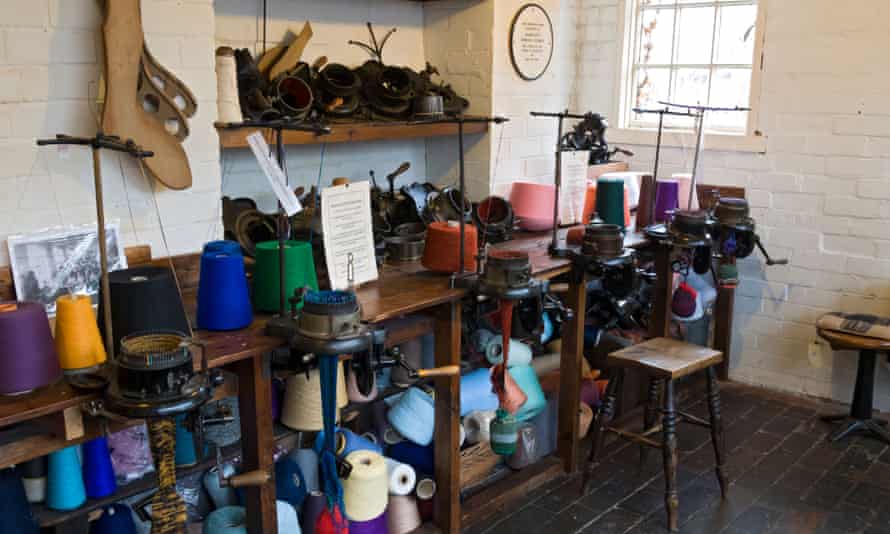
<box><xmin>611</xmin><ymin>0</ymin><xmax>768</xmax><ymax>152</ymax></box>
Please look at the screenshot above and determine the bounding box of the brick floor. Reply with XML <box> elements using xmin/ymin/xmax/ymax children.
<box><xmin>463</xmin><ymin>382</ymin><xmax>890</xmax><ymax>534</ymax></box>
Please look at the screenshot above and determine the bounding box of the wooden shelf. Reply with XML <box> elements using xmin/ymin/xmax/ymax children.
<box><xmin>217</xmin><ymin>118</ymin><xmax>489</xmax><ymax>148</ymax></box>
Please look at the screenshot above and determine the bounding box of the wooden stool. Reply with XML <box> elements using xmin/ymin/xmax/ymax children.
<box><xmin>817</xmin><ymin>327</ymin><xmax>890</xmax><ymax>444</ymax></box>
<box><xmin>581</xmin><ymin>338</ymin><xmax>727</xmax><ymax>532</ymax></box>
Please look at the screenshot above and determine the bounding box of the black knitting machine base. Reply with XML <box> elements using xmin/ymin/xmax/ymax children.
<box><xmin>477</xmin><ymin>278</ymin><xmax>547</xmax><ymax>302</ymax></box>
<box><xmin>103</xmin><ymin>380</ymin><xmax>216</xmax><ymax>420</ymax></box>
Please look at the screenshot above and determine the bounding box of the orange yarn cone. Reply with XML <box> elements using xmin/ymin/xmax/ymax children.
<box><xmin>54</xmin><ymin>294</ymin><xmax>106</xmax><ymax>372</ymax></box>
<box><xmin>421</xmin><ymin>221</ymin><xmax>478</xmax><ymax>273</ymax></box>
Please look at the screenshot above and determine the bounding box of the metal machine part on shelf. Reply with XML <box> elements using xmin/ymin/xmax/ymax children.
<box><xmin>423</xmin><ymin>187</ymin><xmax>472</xmax><ymax>224</ymax></box>
<box><xmin>474</xmin><ymin>196</ymin><xmax>514</xmax><ymax>244</ymax></box>
<box><xmin>370</xmin><ymin>162</ymin><xmax>424</xmax><ymax>235</ymax></box>
<box><xmin>104</xmin><ymin>331</ymin><xmax>222</xmax><ymax>420</ymax></box>
<box><xmin>559</xmin><ymin>112</ymin><xmax>632</xmax><ymax>166</ymax></box>
<box><xmin>478</xmin><ymin>250</ymin><xmax>546</xmax><ymax>301</ymax></box>
<box><xmin>386</xmin><ymin>223</ymin><xmax>427</xmax><ymax>263</ymax></box>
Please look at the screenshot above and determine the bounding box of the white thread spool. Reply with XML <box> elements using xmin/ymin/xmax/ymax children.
<box><xmin>215</xmin><ymin>47</ymin><xmax>242</xmax><ymax>124</ymax></box>
<box><xmin>384</xmin><ymin>457</ymin><xmax>417</xmax><ymax>496</ymax></box>
<box><xmin>463</xmin><ymin>410</ymin><xmax>496</xmax><ymax>445</ymax></box>
<box><xmin>342</xmin><ymin>451</ymin><xmax>388</xmax><ymax>521</ymax></box>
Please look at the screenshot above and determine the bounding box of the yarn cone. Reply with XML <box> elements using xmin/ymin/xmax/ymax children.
<box><xmin>54</xmin><ymin>294</ymin><xmax>106</xmax><ymax>372</ymax></box>
<box><xmin>0</xmin><ymin>467</ymin><xmax>39</xmax><ymax>534</ymax></box>
<box><xmin>46</xmin><ymin>446</ymin><xmax>86</xmax><ymax>511</ymax></box>
<box><xmin>90</xmin><ymin>503</ymin><xmax>138</xmax><ymax>534</ymax></box>
<box><xmin>196</xmin><ymin>240</ymin><xmax>253</xmax><ymax>331</ymax></box>
<box><xmin>81</xmin><ymin>436</ymin><xmax>117</xmax><ymax>499</ymax></box>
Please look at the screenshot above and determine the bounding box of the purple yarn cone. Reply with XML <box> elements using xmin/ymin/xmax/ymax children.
<box><xmin>350</xmin><ymin>510</ymin><xmax>388</xmax><ymax>534</ymax></box>
<box><xmin>0</xmin><ymin>301</ymin><xmax>61</xmax><ymax>395</ymax></box>
<box><xmin>654</xmin><ymin>180</ymin><xmax>679</xmax><ymax>223</ymax></box>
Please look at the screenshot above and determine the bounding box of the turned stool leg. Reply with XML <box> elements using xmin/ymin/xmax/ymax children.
<box><xmin>706</xmin><ymin>367</ymin><xmax>728</xmax><ymax>498</ymax></box>
<box><xmin>662</xmin><ymin>379</ymin><xmax>679</xmax><ymax>532</ymax></box>
<box><xmin>640</xmin><ymin>377</ymin><xmax>662</xmax><ymax>467</ymax></box>
<box><xmin>581</xmin><ymin>368</ymin><xmax>624</xmax><ymax>494</ymax></box>
<box><xmin>820</xmin><ymin>350</ymin><xmax>890</xmax><ymax>445</ymax></box>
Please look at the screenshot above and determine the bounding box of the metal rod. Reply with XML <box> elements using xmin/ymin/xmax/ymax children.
<box><xmin>275</xmin><ymin>127</ymin><xmax>287</xmax><ymax>316</ymax></box>
<box><xmin>92</xmin><ymin>146</ymin><xmax>113</xmax><ymax>359</ymax></box>
<box><xmin>550</xmin><ymin>112</ymin><xmax>565</xmax><ymax>252</ymax></box>
<box><xmin>530</xmin><ymin>111</ymin><xmax>588</xmax><ymax>120</ymax></box>
<box><xmin>689</xmin><ymin>111</ymin><xmax>705</xmax><ymax>210</ymax></box>
<box><xmin>653</xmin><ymin>110</ymin><xmax>664</xmax><ymax>184</ymax></box>
<box><xmin>657</xmin><ymin>101</ymin><xmax>750</xmax><ymax>112</ymax></box>
<box><xmin>632</xmin><ymin>107</ymin><xmax>698</xmax><ymax>118</ymax></box>
<box><xmin>458</xmin><ymin>120</ymin><xmax>466</xmax><ymax>276</ymax></box>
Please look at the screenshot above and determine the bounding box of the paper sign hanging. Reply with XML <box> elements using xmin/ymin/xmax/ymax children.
<box><xmin>321</xmin><ymin>181</ymin><xmax>378</xmax><ymax>290</ymax></box>
<box><xmin>558</xmin><ymin>150</ymin><xmax>590</xmax><ymax>225</ymax></box>
<box><xmin>246</xmin><ymin>132</ymin><xmax>302</xmax><ymax>216</ymax></box>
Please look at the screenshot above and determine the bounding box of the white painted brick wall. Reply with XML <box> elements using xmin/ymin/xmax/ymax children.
<box><xmin>572</xmin><ymin>0</ymin><xmax>890</xmax><ymax>409</ymax></box>
<box><xmin>0</xmin><ymin>0</ymin><xmax>220</xmax><ymax>265</ymax></box>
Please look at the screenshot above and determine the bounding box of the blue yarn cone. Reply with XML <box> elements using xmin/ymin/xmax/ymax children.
<box><xmin>196</xmin><ymin>240</ymin><xmax>253</xmax><ymax>331</ymax></box>
<box><xmin>47</xmin><ymin>446</ymin><xmax>86</xmax><ymax>511</ymax></box>
<box><xmin>0</xmin><ymin>468</ymin><xmax>39</xmax><ymax>534</ymax></box>
<box><xmin>274</xmin><ymin>456</ymin><xmax>308</xmax><ymax>510</ymax></box>
<box><xmin>90</xmin><ymin>503</ymin><xmax>137</xmax><ymax>534</ymax></box>
<box><xmin>388</xmin><ymin>441</ymin><xmax>434</xmax><ymax>476</ymax></box>
<box><xmin>82</xmin><ymin>436</ymin><xmax>116</xmax><ymax>499</ymax></box>
<box><xmin>174</xmin><ymin>414</ymin><xmax>199</xmax><ymax>466</ymax></box>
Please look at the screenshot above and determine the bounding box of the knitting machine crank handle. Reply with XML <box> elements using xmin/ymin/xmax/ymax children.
<box><xmin>754</xmin><ymin>235</ymin><xmax>788</xmax><ymax>266</ymax></box>
<box><xmin>414</xmin><ymin>365</ymin><xmax>460</xmax><ymax>378</ymax></box>
<box><xmin>215</xmin><ymin>446</ymin><xmax>271</xmax><ymax>488</ymax></box>
<box><xmin>386</xmin><ymin>162</ymin><xmax>411</xmax><ymax>195</ymax></box>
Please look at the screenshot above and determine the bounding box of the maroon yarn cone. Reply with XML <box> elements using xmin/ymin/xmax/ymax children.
<box><xmin>0</xmin><ymin>301</ymin><xmax>61</xmax><ymax>395</ymax></box>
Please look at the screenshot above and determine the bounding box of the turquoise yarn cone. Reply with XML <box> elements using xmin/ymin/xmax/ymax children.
<box><xmin>175</xmin><ymin>414</ymin><xmax>199</xmax><ymax>466</ymax></box>
<box><xmin>47</xmin><ymin>446</ymin><xmax>86</xmax><ymax>511</ymax></box>
<box><xmin>81</xmin><ymin>436</ymin><xmax>116</xmax><ymax>499</ymax></box>
<box><xmin>596</xmin><ymin>176</ymin><xmax>626</xmax><ymax>229</ymax></box>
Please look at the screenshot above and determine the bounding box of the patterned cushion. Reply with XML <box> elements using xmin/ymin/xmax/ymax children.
<box><xmin>817</xmin><ymin>312</ymin><xmax>890</xmax><ymax>342</ymax></box>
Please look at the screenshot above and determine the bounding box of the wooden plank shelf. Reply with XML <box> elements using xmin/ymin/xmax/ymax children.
<box><xmin>217</xmin><ymin>118</ymin><xmax>489</xmax><ymax>148</ymax></box>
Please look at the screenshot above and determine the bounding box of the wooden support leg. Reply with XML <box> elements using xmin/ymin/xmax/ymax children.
<box><xmin>558</xmin><ymin>274</ymin><xmax>587</xmax><ymax>474</ymax></box>
<box><xmin>713</xmin><ymin>285</ymin><xmax>735</xmax><ymax>380</ymax></box>
<box><xmin>706</xmin><ymin>367</ymin><xmax>728</xmax><ymax>498</ymax></box>
<box><xmin>235</xmin><ymin>355</ymin><xmax>277</xmax><ymax>534</ymax></box>
<box><xmin>650</xmin><ymin>243</ymin><xmax>673</xmax><ymax>339</ymax></box>
<box><xmin>662</xmin><ymin>379</ymin><xmax>679</xmax><ymax>532</ymax></box>
<box><xmin>581</xmin><ymin>368</ymin><xmax>623</xmax><ymax>494</ymax></box>
<box><xmin>432</xmin><ymin>301</ymin><xmax>461</xmax><ymax>534</ymax></box>
<box><xmin>641</xmin><ymin>377</ymin><xmax>662</xmax><ymax>467</ymax></box>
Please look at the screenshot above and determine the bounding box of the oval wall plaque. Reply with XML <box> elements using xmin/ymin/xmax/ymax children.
<box><xmin>509</xmin><ymin>3</ymin><xmax>554</xmax><ymax>81</ymax></box>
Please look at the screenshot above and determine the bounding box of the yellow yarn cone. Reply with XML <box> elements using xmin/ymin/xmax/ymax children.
<box><xmin>54</xmin><ymin>294</ymin><xmax>106</xmax><ymax>372</ymax></box>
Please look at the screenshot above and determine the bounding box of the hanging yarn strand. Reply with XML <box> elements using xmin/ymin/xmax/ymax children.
<box><xmin>491</xmin><ymin>299</ymin><xmax>513</xmax><ymax>399</ymax></box>
<box><xmin>319</xmin><ymin>354</ymin><xmax>347</xmax><ymax>533</ymax></box>
<box><xmin>147</xmin><ymin>418</ymin><xmax>186</xmax><ymax>534</ymax></box>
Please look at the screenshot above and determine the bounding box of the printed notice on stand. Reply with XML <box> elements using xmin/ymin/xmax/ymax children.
<box><xmin>559</xmin><ymin>150</ymin><xmax>591</xmax><ymax>225</ymax></box>
<box><xmin>321</xmin><ymin>181</ymin><xmax>378</xmax><ymax>290</ymax></box>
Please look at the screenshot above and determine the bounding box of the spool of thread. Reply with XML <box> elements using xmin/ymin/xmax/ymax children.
<box><xmin>391</xmin><ymin>337</ymin><xmax>423</xmax><ymax>387</ymax></box>
<box><xmin>566</xmin><ymin>225</ymin><xmax>585</xmax><ymax>246</ymax></box>
<box><xmin>81</xmin><ymin>436</ymin><xmax>116</xmax><ymax>499</ymax></box>
<box><xmin>99</xmin><ymin>266</ymin><xmax>191</xmax><ymax>356</ymax></box>
<box><xmin>489</xmin><ymin>410</ymin><xmax>519</xmax><ymax>456</ymax></box>
<box><xmin>601</xmin><ymin>172</ymin><xmax>643</xmax><ymax>207</ymax></box>
<box><xmin>654</xmin><ymin>179</ymin><xmax>680</xmax><ymax>223</ymax></box>
<box><xmin>387</xmin><ymin>441</ymin><xmax>434</xmax><ymax>476</ymax></box>
<box><xmin>346</xmin><ymin>366</ymin><xmax>377</xmax><ymax>403</ymax></box>
<box><xmin>582</xmin><ymin>181</ymin><xmax>598</xmax><ymax>223</ymax></box>
<box><xmin>281</xmin><ymin>362</ymin><xmax>347</xmax><ymax>431</ymax></box>
<box><xmin>509</xmin><ymin>366</ymin><xmax>546</xmax><ymax>422</ymax></box>
<box><xmin>216</xmin><ymin>47</ymin><xmax>243</xmax><ymax>124</ymax></box>
<box><xmin>342</xmin><ymin>451</ymin><xmax>388</xmax><ymax>521</ymax></box>
<box><xmin>388</xmin><ymin>387</ymin><xmax>435</xmax><ymax>446</ymax></box>
<box><xmin>253</xmin><ymin>240</ymin><xmax>318</xmax><ymax>312</ymax></box>
<box><xmin>91</xmin><ymin>503</ymin><xmax>137</xmax><ymax>534</ymax></box>
<box><xmin>421</xmin><ymin>221</ymin><xmax>477</xmax><ymax>273</ymax></box>
<box><xmin>302</xmin><ymin>491</ymin><xmax>327</xmax><ymax>534</ymax></box>
<box><xmin>314</xmin><ymin>428</ymin><xmax>383</xmax><ymax>458</ymax></box>
<box><xmin>463</xmin><ymin>411</ymin><xmax>496</xmax><ymax>445</ymax></box>
<box><xmin>315</xmin><ymin>505</ymin><xmax>349</xmax><ymax>534</ymax></box>
<box><xmin>459</xmin><ymin>369</ymin><xmax>499</xmax><ymax>416</ymax></box>
<box><xmin>46</xmin><ymin>446</ymin><xmax>86</xmax><ymax>511</ymax></box>
<box><xmin>0</xmin><ymin>467</ymin><xmax>39</xmax><ymax>534</ymax></box>
<box><xmin>383</xmin><ymin>427</ymin><xmax>404</xmax><ymax>446</ymax></box>
<box><xmin>275</xmin><ymin>455</ymin><xmax>308</xmax><ymax>510</ymax></box>
<box><xmin>507</xmin><ymin>423</ymin><xmax>539</xmax><ymax>470</ymax></box>
<box><xmin>415</xmin><ymin>478</ymin><xmax>436</xmax><ymax>522</ymax></box>
<box><xmin>484</xmin><ymin>338</ymin><xmax>533</xmax><ymax>368</ymax></box>
<box><xmin>509</xmin><ymin>182</ymin><xmax>556</xmax><ymax>231</ymax></box>
<box><xmin>530</xmin><ymin>395</ymin><xmax>558</xmax><ymax>457</ymax></box>
<box><xmin>459</xmin><ymin>423</ymin><xmax>466</xmax><ymax>447</ymax></box>
<box><xmin>595</xmin><ymin>176</ymin><xmax>626</xmax><ymax>229</ymax></box>
<box><xmin>349</xmin><ymin>511</ymin><xmax>387</xmax><ymax>534</ymax></box>
<box><xmin>54</xmin><ymin>294</ymin><xmax>106</xmax><ymax>373</ymax></box>
<box><xmin>580</xmin><ymin>379</ymin><xmax>601</xmax><ymax>408</ymax></box>
<box><xmin>18</xmin><ymin>457</ymin><xmax>46</xmax><ymax>504</ymax></box>
<box><xmin>174</xmin><ymin>414</ymin><xmax>199</xmax><ymax>467</ymax></box>
<box><xmin>387</xmin><ymin>495</ymin><xmax>422</xmax><ymax>534</ymax></box>
<box><xmin>203</xmin><ymin>506</ymin><xmax>246</xmax><ymax>533</ymax></box>
<box><xmin>672</xmin><ymin>173</ymin><xmax>698</xmax><ymax>210</ymax></box>
<box><xmin>197</xmin><ymin>240</ymin><xmax>253</xmax><ymax>331</ymax></box>
<box><xmin>278</xmin><ymin>501</ymin><xmax>302</xmax><ymax>534</ymax></box>
<box><xmin>203</xmin><ymin>463</ymin><xmax>238</xmax><ymax>509</ymax></box>
<box><xmin>289</xmin><ymin>448</ymin><xmax>320</xmax><ymax>494</ymax></box>
<box><xmin>362</xmin><ymin>432</ymin><xmax>379</xmax><ymax>446</ymax></box>
<box><xmin>0</xmin><ymin>301</ymin><xmax>61</xmax><ymax>395</ymax></box>
<box><xmin>578</xmin><ymin>402</ymin><xmax>594</xmax><ymax>439</ymax></box>
<box><xmin>637</xmin><ymin>174</ymin><xmax>656</xmax><ymax>228</ymax></box>
<box><xmin>384</xmin><ymin>457</ymin><xmax>417</xmax><ymax>496</ymax></box>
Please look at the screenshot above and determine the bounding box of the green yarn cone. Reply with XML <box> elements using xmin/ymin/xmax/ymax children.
<box><xmin>596</xmin><ymin>176</ymin><xmax>626</xmax><ymax>230</ymax></box>
<box><xmin>253</xmin><ymin>240</ymin><xmax>318</xmax><ymax>312</ymax></box>
<box><xmin>489</xmin><ymin>409</ymin><xmax>519</xmax><ymax>456</ymax></box>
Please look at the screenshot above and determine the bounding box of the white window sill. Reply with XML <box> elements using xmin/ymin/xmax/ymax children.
<box><xmin>609</xmin><ymin>128</ymin><xmax>767</xmax><ymax>154</ymax></box>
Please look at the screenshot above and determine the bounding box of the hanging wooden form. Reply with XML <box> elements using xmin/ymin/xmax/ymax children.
<box><xmin>102</xmin><ymin>0</ymin><xmax>194</xmax><ymax>190</ymax></box>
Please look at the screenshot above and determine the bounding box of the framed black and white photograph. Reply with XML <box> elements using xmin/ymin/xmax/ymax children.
<box><xmin>510</xmin><ymin>3</ymin><xmax>554</xmax><ymax>81</ymax></box>
<box><xmin>7</xmin><ymin>223</ymin><xmax>127</xmax><ymax>314</ymax></box>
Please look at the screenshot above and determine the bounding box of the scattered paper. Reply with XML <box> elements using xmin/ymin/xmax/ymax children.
<box><xmin>246</xmin><ymin>131</ymin><xmax>302</xmax><ymax>216</ymax></box>
<box><xmin>321</xmin><ymin>181</ymin><xmax>378</xmax><ymax>290</ymax></box>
